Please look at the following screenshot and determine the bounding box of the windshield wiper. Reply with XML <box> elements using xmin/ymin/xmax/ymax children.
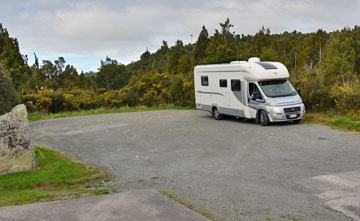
<box><xmin>287</xmin><ymin>91</ymin><xmax>297</xmax><ymax>96</ymax></box>
<box><xmin>270</xmin><ymin>91</ymin><xmax>297</xmax><ymax>98</ymax></box>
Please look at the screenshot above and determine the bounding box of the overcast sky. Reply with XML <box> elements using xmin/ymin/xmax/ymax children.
<box><xmin>0</xmin><ymin>0</ymin><xmax>359</xmax><ymax>72</ymax></box>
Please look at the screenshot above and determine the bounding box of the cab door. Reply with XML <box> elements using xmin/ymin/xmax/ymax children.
<box><xmin>248</xmin><ymin>82</ymin><xmax>264</xmax><ymax>119</ymax></box>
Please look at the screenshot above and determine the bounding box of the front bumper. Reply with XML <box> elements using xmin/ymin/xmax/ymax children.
<box><xmin>266</xmin><ymin>103</ymin><xmax>306</xmax><ymax>122</ymax></box>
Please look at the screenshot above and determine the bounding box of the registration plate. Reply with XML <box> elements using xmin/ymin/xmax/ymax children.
<box><xmin>289</xmin><ymin>114</ymin><xmax>297</xmax><ymax>118</ymax></box>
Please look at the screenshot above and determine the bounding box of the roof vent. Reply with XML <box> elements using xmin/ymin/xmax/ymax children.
<box><xmin>248</xmin><ymin>57</ymin><xmax>260</xmax><ymax>63</ymax></box>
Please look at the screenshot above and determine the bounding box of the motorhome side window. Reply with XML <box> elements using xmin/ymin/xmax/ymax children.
<box><xmin>201</xmin><ymin>76</ymin><xmax>208</xmax><ymax>86</ymax></box>
<box><xmin>231</xmin><ymin>80</ymin><xmax>241</xmax><ymax>91</ymax></box>
<box><xmin>219</xmin><ymin>79</ymin><xmax>227</xmax><ymax>88</ymax></box>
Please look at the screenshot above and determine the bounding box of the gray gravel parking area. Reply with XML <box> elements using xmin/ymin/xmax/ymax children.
<box><xmin>30</xmin><ymin>110</ymin><xmax>360</xmax><ymax>220</ymax></box>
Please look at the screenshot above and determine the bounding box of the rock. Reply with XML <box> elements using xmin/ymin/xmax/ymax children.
<box><xmin>0</xmin><ymin>104</ymin><xmax>37</xmax><ymax>175</ymax></box>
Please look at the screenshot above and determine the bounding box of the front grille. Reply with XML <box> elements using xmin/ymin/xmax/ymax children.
<box><xmin>284</xmin><ymin>106</ymin><xmax>300</xmax><ymax>113</ymax></box>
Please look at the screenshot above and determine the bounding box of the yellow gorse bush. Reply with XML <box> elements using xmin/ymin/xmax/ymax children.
<box><xmin>21</xmin><ymin>73</ymin><xmax>194</xmax><ymax>112</ymax></box>
<box><xmin>330</xmin><ymin>81</ymin><xmax>360</xmax><ymax>114</ymax></box>
<box><xmin>36</xmin><ymin>97</ymin><xmax>52</xmax><ymax>112</ymax></box>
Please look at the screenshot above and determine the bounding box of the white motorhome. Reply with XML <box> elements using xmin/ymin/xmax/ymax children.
<box><xmin>194</xmin><ymin>57</ymin><xmax>305</xmax><ymax>126</ymax></box>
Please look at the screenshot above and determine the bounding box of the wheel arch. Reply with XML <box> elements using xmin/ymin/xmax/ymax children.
<box><xmin>211</xmin><ymin>103</ymin><xmax>220</xmax><ymax>113</ymax></box>
<box><xmin>255</xmin><ymin>108</ymin><xmax>272</xmax><ymax>121</ymax></box>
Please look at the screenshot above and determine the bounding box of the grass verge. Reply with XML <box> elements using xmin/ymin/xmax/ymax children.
<box><xmin>303</xmin><ymin>112</ymin><xmax>360</xmax><ymax>132</ymax></box>
<box><xmin>0</xmin><ymin>146</ymin><xmax>113</xmax><ymax>207</ymax></box>
<box><xmin>28</xmin><ymin>105</ymin><xmax>195</xmax><ymax>122</ymax></box>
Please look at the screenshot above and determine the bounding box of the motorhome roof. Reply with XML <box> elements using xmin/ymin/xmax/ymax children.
<box><xmin>195</xmin><ymin>57</ymin><xmax>290</xmax><ymax>81</ymax></box>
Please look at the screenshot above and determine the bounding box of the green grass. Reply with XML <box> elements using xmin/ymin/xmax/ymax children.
<box><xmin>0</xmin><ymin>146</ymin><xmax>112</xmax><ymax>207</ymax></box>
<box><xmin>28</xmin><ymin>105</ymin><xmax>195</xmax><ymax>122</ymax></box>
<box><xmin>303</xmin><ymin>112</ymin><xmax>360</xmax><ymax>132</ymax></box>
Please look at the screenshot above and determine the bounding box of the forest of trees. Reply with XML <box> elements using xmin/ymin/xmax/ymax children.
<box><xmin>0</xmin><ymin>19</ymin><xmax>359</xmax><ymax>115</ymax></box>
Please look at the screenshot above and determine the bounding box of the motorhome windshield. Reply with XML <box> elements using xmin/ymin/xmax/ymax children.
<box><xmin>258</xmin><ymin>80</ymin><xmax>297</xmax><ymax>98</ymax></box>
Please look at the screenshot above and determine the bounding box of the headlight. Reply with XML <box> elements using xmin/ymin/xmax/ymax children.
<box><xmin>266</xmin><ymin>99</ymin><xmax>277</xmax><ymax>106</ymax></box>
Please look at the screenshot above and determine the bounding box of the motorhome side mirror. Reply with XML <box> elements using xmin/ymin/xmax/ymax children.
<box><xmin>296</xmin><ymin>88</ymin><xmax>301</xmax><ymax>95</ymax></box>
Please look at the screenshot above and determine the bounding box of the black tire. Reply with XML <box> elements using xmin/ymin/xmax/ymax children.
<box><xmin>293</xmin><ymin>119</ymin><xmax>301</xmax><ymax>124</ymax></box>
<box><xmin>255</xmin><ymin>113</ymin><xmax>260</xmax><ymax>124</ymax></box>
<box><xmin>212</xmin><ymin>107</ymin><xmax>223</xmax><ymax>120</ymax></box>
<box><xmin>259</xmin><ymin>110</ymin><xmax>269</xmax><ymax>126</ymax></box>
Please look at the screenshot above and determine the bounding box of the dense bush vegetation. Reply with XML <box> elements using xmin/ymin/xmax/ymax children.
<box><xmin>0</xmin><ymin>20</ymin><xmax>359</xmax><ymax>115</ymax></box>
<box><xmin>21</xmin><ymin>74</ymin><xmax>194</xmax><ymax>113</ymax></box>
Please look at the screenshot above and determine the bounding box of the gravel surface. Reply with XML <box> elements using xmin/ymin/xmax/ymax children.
<box><xmin>30</xmin><ymin>110</ymin><xmax>360</xmax><ymax>220</ymax></box>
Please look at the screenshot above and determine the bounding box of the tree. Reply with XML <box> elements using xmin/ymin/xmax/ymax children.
<box><xmin>96</xmin><ymin>57</ymin><xmax>129</xmax><ymax>90</ymax></box>
<box><xmin>321</xmin><ymin>28</ymin><xmax>356</xmax><ymax>86</ymax></box>
<box><xmin>352</xmin><ymin>26</ymin><xmax>360</xmax><ymax>76</ymax></box>
<box><xmin>33</xmin><ymin>53</ymin><xmax>39</xmax><ymax>69</ymax></box>
<box><xmin>193</xmin><ymin>25</ymin><xmax>209</xmax><ymax>64</ymax></box>
<box><xmin>303</xmin><ymin>29</ymin><xmax>328</xmax><ymax>66</ymax></box>
<box><xmin>220</xmin><ymin>18</ymin><xmax>234</xmax><ymax>46</ymax></box>
<box><xmin>0</xmin><ymin>23</ymin><xmax>31</xmax><ymax>90</ymax></box>
<box><xmin>60</xmin><ymin>64</ymin><xmax>78</xmax><ymax>88</ymax></box>
<box><xmin>167</xmin><ymin>40</ymin><xmax>185</xmax><ymax>74</ymax></box>
<box><xmin>54</xmin><ymin>56</ymin><xmax>66</xmax><ymax>75</ymax></box>
<box><xmin>206</xmin><ymin>18</ymin><xmax>237</xmax><ymax>63</ymax></box>
<box><xmin>138</xmin><ymin>49</ymin><xmax>151</xmax><ymax>71</ymax></box>
<box><xmin>40</xmin><ymin>60</ymin><xmax>57</xmax><ymax>79</ymax></box>
<box><xmin>0</xmin><ymin>64</ymin><xmax>20</xmax><ymax>114</ymax></box>
<box><xmin>253</xmin><ymin>26</ymin><xmax>273</xmax><ymax>56</ymax></box>
<box><xmin>152</xmin><ymin>40</ymin><xmax>170</xmax><ymax>73</ymax></box>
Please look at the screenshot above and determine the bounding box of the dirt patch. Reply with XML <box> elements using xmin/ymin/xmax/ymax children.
<box><xmin>31</xmin><ymin>183</ymin><xmax>58</xmax><ymax>189</ymax></box>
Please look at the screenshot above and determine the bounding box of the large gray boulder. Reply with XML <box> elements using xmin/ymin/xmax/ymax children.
<box><xmin>0</xmin><ymin>104</ymin><xmax>37</xmax><ymax>175</ymax></box>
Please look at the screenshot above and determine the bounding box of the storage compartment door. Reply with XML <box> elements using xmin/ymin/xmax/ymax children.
<box><xmin>225</xmin><ymin>92</ymin><xmax>230</xmax><ymax>106</ymax></box>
